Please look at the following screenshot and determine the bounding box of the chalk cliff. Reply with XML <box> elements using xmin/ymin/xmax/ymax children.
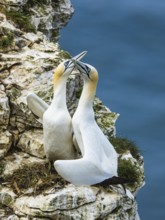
<box><xmin>0</xmin><ymin>1</ymin><xmax>144</xmax><ymax>219</ymax></box>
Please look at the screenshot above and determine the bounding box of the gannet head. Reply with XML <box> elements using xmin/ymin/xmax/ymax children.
<box><xmin>53</xmin><ymin>51</ymin><xmax>87</xmax><ymax>85</ymax></box>
<box><xmin>73</xmin><ymin>60</ymin><xmax>98</xmax><ymax>83</ymax></box>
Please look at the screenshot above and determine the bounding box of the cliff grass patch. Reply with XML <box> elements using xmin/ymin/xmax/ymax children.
<box><xmin>59</xmin><ymin>50</ymin><xmax>71</xmax><ymax>60</ymax></box>
<box><xmin>22</xmin><ymin>0</ymin><xmax>48</xmax><ymax>16</ymax></box>
<box><xmin>118</xmin><ymin>159</ymin><xmax>140</xmax><ymax>184</ymax></box>
<box><xmin>3</xmin><ymin>162</ymin><xmax>68</xmax><ymax>195</ymax></box>
<box><xmin>0</xmin><ymin>33</ymin><xmax>14</xmax><ymax>49</ymax></box>
<box><xmin>109</xmin><ymin>137</ymin><xmax>143</xmax><ymax>186</ymax></box>
<box><xmin>0</xmin><ymin>27</ymin><xmax>14</xmax><ymax>49</ymax></box>
<box><xmin>5</xmin><ymin>10</ymin><xmax>36</xmax><ymax>33</ymax></box>
<box><xmin>0</xmin><ymin>6</ymin><xmax>35</xmax><ymax>33</ymax></box>
<box><xmin>25</xmin><ymin>0</ymin><xmax>48</xmax><ymax>8</ymax></box>
<box><xmin>110</xmin><ymin>137</ymin><xmax>140</xmax><ymax>160</ymax></box>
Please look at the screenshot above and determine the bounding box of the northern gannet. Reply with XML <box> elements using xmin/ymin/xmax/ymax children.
<box><xmin>54</xmin><ymin>60</ymin><xmax>118</xmax><ymax>185</ymax></box>
<box><xmin>26</xmin><ymin>51</ymin><xmax>87</xmax><ymax>161</ymax></box>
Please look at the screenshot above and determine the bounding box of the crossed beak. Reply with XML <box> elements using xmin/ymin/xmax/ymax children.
<box><xmin>64</xmin><ymin>51</ymin><xmax>87</xmax><ymax>72</ymax></box>
<box><xmin>73</xmin><ymin>51</ymin><xmax>87</xmax><ymax>61</ymax></box>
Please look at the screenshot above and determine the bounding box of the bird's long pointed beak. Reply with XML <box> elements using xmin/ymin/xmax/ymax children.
<box><xmin>64</xmin><ymin>51</ymin><xmax>87</xmax><ymax>73</ymax></box>
<box><xmin>72</xmin><ymin>51</ymin><xmax>87</xmax><ymax>61</ymax></box>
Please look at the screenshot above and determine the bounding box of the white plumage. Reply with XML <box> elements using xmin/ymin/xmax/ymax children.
<box><xmin>54</xmin><ymin>61</ymin><xmax>118</xmax><ymax>185</ymax></box>
<box><xmin>26</xmin><ymin>51</ymin><xmax>87</xmax><ymax>161</ymax></box>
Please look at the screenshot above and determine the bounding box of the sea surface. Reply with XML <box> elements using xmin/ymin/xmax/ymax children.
<box><xmin>60</xmin><ymin>0</ymin><xmax>165</xmax><ymax>219</ymax></box>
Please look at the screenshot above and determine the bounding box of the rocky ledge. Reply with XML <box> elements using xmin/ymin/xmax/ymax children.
<box><xmin>0</xmin><ymin>0</ymin><xmax>145</xmax><ymax>219</ymax></box>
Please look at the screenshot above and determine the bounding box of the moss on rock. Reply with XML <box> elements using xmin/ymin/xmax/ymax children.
<box><xmin>59</xmin><ymin>50</ymin><xmax>72</xmax><ymax>60</ymax></box>
<box><xmin>6</xmin><ymin>9</ymin><xmax>36</xmax><ymax>33</ymax></box>
<box><xmin>110</xmin><ymin>137</ymin><xmax>140</xmax><ymax>160</ymax></box>
<box><xmin>8</xmin><ymin>162</ymin><xmax>49</xmax><ymax>190</ymax></box>
<box><xmin>118</xmin><ymin>159</ymin><xmax>140</xmax><ymax>184</ymax></box>
<box><xmin>0</xmin><ymin>7</ymin><xmax>36</xmax><ymax>33</ymax></box>
<box><xmin>25</xmin><ymin>0</ymin><xmax>48</xmax><ymax>8</ymax></box>
<box><xmin>2</xmin><ymin>161</ymin><xmax>68</xmax><ymax>195</ymax></box>
<box><xmin>0</xmin><ymin>32</ymin><xmax>14</xmax><ymax>49</ymax></box>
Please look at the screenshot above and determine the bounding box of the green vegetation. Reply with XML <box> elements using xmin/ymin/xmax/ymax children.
<box><xmin>59</xmin><ymin>50</ymin><xmax>72</xmax><ymax>60</ymax></box>
<box><xmin>10</xmin><ymin>163</ymin><xmax>49</xmax><ymax>190</ymax></box>
<box><xmin>25</xmin><ymin>0</ymin><xmax>48</xmax><ymax>8</ymax></box>
<box><xmin>0</xmin><ymin>0</ymin><xmax>50</xmax><ymax>33</ymax></box>
<box><xmin>0</xmin><ymin>32</ymin><xmax>14</xmax><ymax>49</ymax></box>
<box><xmin>36</xmin><ymin>87</ymin><xmax>53</xmax><ymax>105</ymax></box>
<box><xmin>50</xmin><ymin>29</ymin><xmax>60</xmax><ymax>41</ymax></box>
<box><xmin>109</xmin><ymin>137</ymin><xmax>143</xmax><ymax>186</ymax></box>
<box><xmin>118</xmin><ymin>159</ymin><xmax>140</xmax><ymax>183</ymax></box>
<box><xmin>5</xmin><ymin>10</ymin><xmax>36</xmax><ymax>33</ymax></box>
<box><xmin>22</xmin><ymin>0</ymin><xmax>48</xmax><ymax>16</ymax></box>
<box><xmin>93</xmin><ymin>102</ymin><xmax>103</xmax><ymax>112</ymax></box>
<box><xmin>2</xmin><ymin>162</ymin><xmax>67</xmax><ymax>195</ymax></box>
<box><xmin>0</xmin><ymin>161</ymin><xmax>5</xmax><ymax>175</ymax></box>
<box><xmin>110</xmin><ymin>137</ymin><xmax>140</xmax><ymax>160</ymax></box>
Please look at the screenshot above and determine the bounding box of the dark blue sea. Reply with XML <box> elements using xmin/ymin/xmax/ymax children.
<box><xmin>60</xmin><ymin>0</ymin><xmax>165</xmax><ymax>219</ymax></box>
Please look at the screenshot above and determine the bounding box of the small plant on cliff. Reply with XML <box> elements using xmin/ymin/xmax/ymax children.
<box><xmin>59</xmin><ymin>50</ymin><xmax>72</xmax><ymax>60</ymax></box>
<box><xmin>4</xmin><ymin>9</ymin><xmax>36</xmax><ymax>33</ymax></box>
<box><xmin>0</xmin><ymin>32</ymin><xmax>14</xmax><ymax>49</ymax></box>
<box><xmin>110</xmin><ymin>136</ymin><xmax>140</xmax><ymax>160</ymax></box>
<box><xmin>2</xmin><ymin>162</ymin><xmax>68</xmax><ymax>195</ymax></box>
<box><xmin>25</xmin><ymin>0</ymin><xmax>48</xmax><ymax>7</ymax></box>
<box><xmin>118</xmin><ymin>159</ymin><xmax>140</xmax><ymax>184</ymax></box>
<box><xmin>109</xmin><ymin>137</ymin><xmax>143</xmax><ymax>186</ymax></box>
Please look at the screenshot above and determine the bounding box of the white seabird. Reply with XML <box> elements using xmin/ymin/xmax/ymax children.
<box><xmin>26</xmin><ymin>51</ymin><xmax>87</xmax><ymax>161</ymax></box>
<box><xmin>54</xmin><ymin>60</ymin><xmax>118</xmax><ymax>185</ymax></box>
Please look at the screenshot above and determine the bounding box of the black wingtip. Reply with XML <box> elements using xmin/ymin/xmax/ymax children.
<box><xmin>93</xmin><ymin>176</ymin><xmax>135</xmax><ymax>187</ymax></box>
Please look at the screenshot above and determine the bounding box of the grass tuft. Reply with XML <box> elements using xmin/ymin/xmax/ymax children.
<box><xmin>110</xmin><ymin>137</ymin><xmax>140</xmax><ymax>160</ymax></box>
<box><xmin>0</xmin><ymin>34</ymin><xmax>14</xmax><ymax>49</ymax></box>
<box><xmin>26</xmin><ymin>0</ymin><xmax>48</xmax><ymax>8</ymax></box>
<box><xmin>5</xmin><ymin>10</ymin><xmax>36</xmax><ymax>33</ymax></box>
<box><xmin>118</xmin><ymin>159</ymin><xmax>140</xmax><ymax>183</ymax></box>
<box><xmin>3</xmin><ymin>162</ymin><xmax>68</xmax><ymax>195</ymax></box>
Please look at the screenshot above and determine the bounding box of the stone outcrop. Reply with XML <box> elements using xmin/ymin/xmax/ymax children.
<box><xmin>0</xmin><ymin>0</ymin><xmax>144</xmax><ymax>219</ymax></box>
<box><xmin>0</xmin><ymin>0</ymin><xmax>74</xmax><ymax>41</ymax></box>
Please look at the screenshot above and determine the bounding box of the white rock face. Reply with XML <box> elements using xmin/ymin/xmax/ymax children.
<box><xmin>0</xmin><ymin>131</ymin><xmax>12</xmax><ymax>158</ymax></box>
<box><xmin>17</xmin><ymin>129</ymin><xmax>45</xmax><ymax>158</ymax></box>
<box><xmin>13</xmin><ymin>185</ymin><xmax>138</xmax><ymax>220</ymax></box>
<box><xmin>0</xmin><ymin>91</ymin><xmax>10</xmax><ymax>129</ymax></box>
<box><xmin>0</xmin><ymin>0</ymin><xmax>74</xmax><ymax>41</ymax></box>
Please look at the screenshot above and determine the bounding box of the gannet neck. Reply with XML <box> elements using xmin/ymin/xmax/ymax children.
<box><xmin>52</xmin><ymin>75</ymin><xmax>68</xmax><ymax>108</ymax></box>
<box><xmin>78</xmin><ymin>79</ymin><xmax>97</xmax><ymax>110</ymax></box>
<box><xmin>53</xmin><ymin>64</ymin><xmax>65</xmax><ymax>87</ymax></box>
